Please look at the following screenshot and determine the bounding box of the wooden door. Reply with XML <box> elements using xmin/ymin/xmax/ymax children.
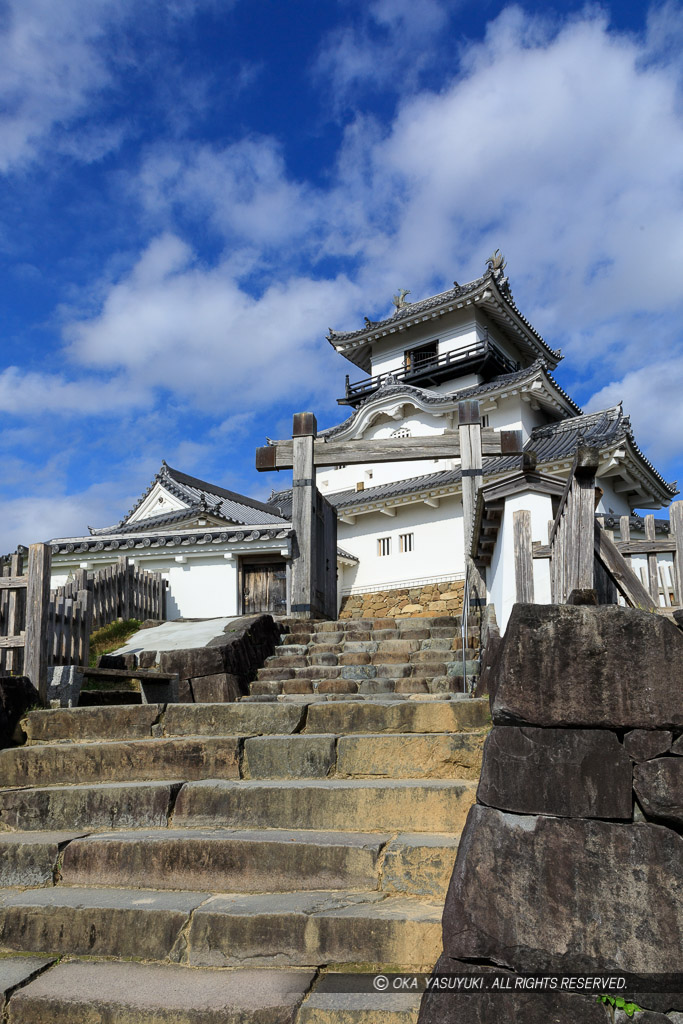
<box><xmin>242</xmin><ymin>563</ymin><xmax>287</xmax><ymax>615</ymax></box>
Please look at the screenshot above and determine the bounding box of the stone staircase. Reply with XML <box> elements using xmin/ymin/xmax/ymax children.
<box><xmin>0</xmin><ymin>615</ymin><xmax>488</xmax><ymax>1022</ymax></box>
<box><xmin>250</xmin><ymin>615</ymin><xmax>480</xmax><ymax>699</ymax></box>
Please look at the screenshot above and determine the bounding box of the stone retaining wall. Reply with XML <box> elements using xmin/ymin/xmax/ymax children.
<box><xmin>339</xmin><ymin>580</ymin><xmax>464</xmax><ymax>620</ymax></box>
<box><xmin>419</xmin><ymin>603</ymin><xmax>683</xmax><ymax>1024</ymax></box>
<box><xmin>99</xmin><ymin>614</ymin><xmax>282</xmax><ymax>704</ymax></box>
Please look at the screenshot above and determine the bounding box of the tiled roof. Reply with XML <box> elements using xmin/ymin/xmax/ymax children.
<box><xmin>327</xmin><ymin>266</ymin><xmax>561</xmax><ymax>365</ymax></box>
<box><xmin>527</xmin><ymin>407</ymin><xmax>677</xmax><ymax>497</ymax></box>
<box><xmin>90</xmin><ymin>463</ymin><xmax>290</xmax><ymax>536</ymax></box>
<box><xmin>51</xmin><ymin>525</ymin><xmax>292</xmax><ymax>555</ymax></box>
<box><xmin>320</xmin><ymin>360</ymin><xmax>580</xmax><ymax>440</ymax></box>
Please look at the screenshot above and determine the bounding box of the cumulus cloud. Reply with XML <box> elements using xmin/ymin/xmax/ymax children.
<box><xmin>586</xmin><ymin>357</ymin><xmax>683</xmax><ymax>469</ymax></box>
<box><xmin>65</xmin><ymin>233</ymin><xmax>360</xmax><ymax>410</ymax></box>
<box><xmin>0</xmin><ymin>367</ymin><xmax>149</xmax><ymax>415</ymax></box>
<box><xmin>314</xmin><ymin>0</ymin><xmax>451</xmax><ymax>108</ymax></box>
<box><xmin>50</xmin><ymin>5</ymin><xmax>683</xmax><ymax>481</ymax></box>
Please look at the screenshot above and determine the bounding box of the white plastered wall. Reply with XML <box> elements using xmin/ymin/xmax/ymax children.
<box><xmin>337</xmin><ymin>495</ymin><xmax>465</xmax><ymax>593</ymax></box>
<box><xmin>488</xmin><ymin>490</ymin><xmax>554</xmax><ymax>634</ymax></box>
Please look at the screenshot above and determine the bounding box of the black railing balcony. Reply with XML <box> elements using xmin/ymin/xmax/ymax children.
<box><xmin>339</xmin><ymin>340</ymin><xmax>519</xmax><ymax>406</ymax></box>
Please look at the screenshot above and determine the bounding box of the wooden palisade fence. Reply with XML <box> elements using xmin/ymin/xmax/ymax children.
<box><xmin>0</xmin><ymin>550</ymin><xmax>166</xmax><ymax>700</ymax></box>
<box><xmin>62</xmin><ymin>556</ymin><xmax>166</xmax><ymax>631</ymax></box>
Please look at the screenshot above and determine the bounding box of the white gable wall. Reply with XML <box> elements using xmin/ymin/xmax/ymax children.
<box><xmin>127</xmin><ymin>483</ymin><xmax>188</xmax><ymax>523</ymax></box>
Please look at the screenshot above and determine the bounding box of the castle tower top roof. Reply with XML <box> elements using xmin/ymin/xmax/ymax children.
<box><xmin>327</xmin><ymin>255</ymin><xmax>562</xmax><ymax>372</ymax></box>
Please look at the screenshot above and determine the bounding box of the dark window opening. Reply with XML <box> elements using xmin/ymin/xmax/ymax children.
<box><xmin>405</xmin><ymin>341</ymin><xmax>438</xmax><ymax>372</ymax></box>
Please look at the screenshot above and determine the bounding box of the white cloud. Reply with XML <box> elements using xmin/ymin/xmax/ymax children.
<box><xmin>0</xmin><ymin>0</ymin><xmax>222</xmax><ymax>173</ymax></box>
<box><xmin>314</xmin><ymin>0</ymin><xmax>451</xmax><ymax>108</ymax></box>
<box><xmin>0</xmin><ymin>367</ymin><xmax>149</xmax><ymax>416</ymax></box>
<box><xmin>59</xmin><ymin>5</ymin><xmax>683</xmax><ymax>476</ymax></box>
<box><xmin>134</xmin><ymin>139</ymin><xmax>319</xmax><ymax>248</ymax></box>
<box><xmin>65</xmin><ymin>233</ymin><xmax>360</xmax><ymax>410</ymax></box>
<box><xmin>586</xmin><ymin>357</ymin><xmax>683</xmax><ymax>468</ymax></box>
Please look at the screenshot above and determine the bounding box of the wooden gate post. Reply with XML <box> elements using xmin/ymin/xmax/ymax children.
<box><xmin>290</xmin><ymin>412</ymin><xmax>317</xmax><ymax>619</ymax></box>
<box><xmin>25</xmin><ymin>542</ymin><xmax>52</xmax><ymax>703</ymax></box>
<box><xmin>513</xmin><ymin>510</ymin><xmax>535</xmax><ymax>603</ymax></box>
<box><xmin>458</xmin><ymin>400</ymin><xmax>487</xmax><ymax>606</ymax></box>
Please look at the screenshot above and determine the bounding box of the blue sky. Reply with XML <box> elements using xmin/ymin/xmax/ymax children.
<box><xmin>1</xmin><ymin>0</ymin><xmax>682</xmax><ymax>550</ymax></box>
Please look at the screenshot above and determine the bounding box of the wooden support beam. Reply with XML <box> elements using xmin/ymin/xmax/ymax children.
<box><xmin>379</xmin><ymin>508</ymin><xmax>396</xmax><ymax>517</ymax></box>
<box><xmin>82</xmin><ymin>667</ymin><xmax>180</xmax><ymax>682</ymax></box>
<box><xmin>0</xmin><ymin>635</ymin><xmax>25</xmax><ymax>649</ymax></box>
<box><xmin>256</xmin><ymin>428</ymin><xmax>524</xmax><ymax>471</ymax></box>
<box><xmin>0</xmin><ymin>577</ymin><xmax>28</xmax><ymax>590</ymax></box>
<box><xmin>24</xmin><ymin>543</ymin><xmax>52</xmax><ymax>703</ymax></box>
<box><xmin>459</xmin><ymin>400</ymin><xmax>486</xmax><ymax>606</ymax></box>
<box><xmin>617</xmin><ymin>539</ymin><xmax>676</xmax><ymax>555</ymax></box>
<box><xmin>593</xmin><ymin>522</ymin><xmax>657</xmax><ymax>611</ymax></box>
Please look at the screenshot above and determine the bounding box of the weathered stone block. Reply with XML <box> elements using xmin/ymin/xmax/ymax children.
<box><xmin>477</xmin><ymin>727</ymin><xmax>632</xmax><ymax>819</ymax></box>
<box><xmin>23</xmin><ymin>704</ymin><xmax>163</xmax><ymax>745</ymax></box>
<box><xmin>244</xmin><ymin>736</ymin><xmax>336</xmax><ymax>779</ymax></box>
<box><xmin>623</xmin><ymin>730</ymin><xmax>672</xmax><ymax>762</ymax></box>
<box><xmin>189</xmin><ymin>673</ymin><xmax>240</xmax><ymax>703</ymax></box>
<box><xmin>0</xmin><ymin>887</ymin><xmax>204</xmax><ymax>961</ymax></box>
<box><xmin>163</xmin><ymin>702</ymin><xmax>304</xmax><ymax>736</ymax></box>
<box><xmin>382</xmin><ymin>834</ymin><xmax>460</xmax><ymax>898</ymax></box>
<box><xmin>442</xmin><ymin>805</ymin><xmax>683</xmax><ymax>972</ymax></box>
<box><xmin>633</xmin><ymin>757</ymin><xmax>683</xmax><ymax>826</ymax></box>
<box><xmin>491</xmin><ymin>605</ymin><xmax>683</xmax><ymax>729</ymax></box>
<box><xmin>0</xmin><ymin>780</ymin><xmax>179</xmax><ymax>831</ymax></box>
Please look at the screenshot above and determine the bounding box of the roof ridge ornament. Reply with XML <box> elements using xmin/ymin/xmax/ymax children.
<box><xmin>391</xmin><ymin>288</ymin><xmax>411</xmax><ymax>311</ymax></box>
<box><xmin>486</xmin><ymin>249</ymin><xmax>507</xmax><ymax>275</ymax></box>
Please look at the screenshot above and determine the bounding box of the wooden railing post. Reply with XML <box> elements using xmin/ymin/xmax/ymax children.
<box><xmin>290</xmin><ymin>412</ymin><xmax>317</xmax><ymax>619</ymax></box>
<box><xmin>25</xmin><ymin>542</ymin><xmax>51</xmax><ymax>703</ymax></box>
<box><xmin>644</xmin><ymin>515</ymin><xmax>659</xmax><ymax>602</ymax></box>
<box><xmin>671</xmin><ymin>501</ymin><xmax>683</xmax><ymax>606</ymax></box>
<box><xmin>513</xmin><ymin>510</ymin><xmax>535</xmax><ymax>603</ymax></box>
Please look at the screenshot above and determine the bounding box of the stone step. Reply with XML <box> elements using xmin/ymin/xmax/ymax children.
<box><xmin>23</xmin><ymin>702</ymin><xmax>306</xmax><ymax>745</ymax></box>
<box><xmin>4</xmin><ymin>960</ymin><xmax>316</xmax><ymax>1024</ymax></box>
<box><xmin>173</xmin><ymin>778</ymin><xmax>476</xmax><ymax>833</ymax></box>
<box><xmin>58</xmin><ymin>828</ymin><xmax>389</xmax><ymax>892</ymax></box>
<box><xmin>297</xmin><ymin>985</ymin><xmax>421</xmax><ymax>1023</ymax></box>
<box><xmin>242</xmin><ymin>732</ymin><xmax>484</xmax><ymax>780</ymax></box>
<box><xmin>0</xmin><ymin>737</ymin><xmax>241</xmax><ymax>789</ymax></box>
<box><xmin>0</xmin><ymin>828</ymin><xmax>460</xmax><ymax>902</ymax></box>
<box><xmin>0</xmin><ymin>886</ymin><xmax>442</xmax><ymax>969</ymax></box>
<box><xmin>257</xmin><ymin>665</ymin><xmax>342</xmax><ymax>681</ymax></box>
<box><xmin>302</xmin><ymin>698</ymin><xmax>488</xmax><ymax>734</ymax></box>
<box><xmin>0</xmin><ymin>780</ymin><xmax>181</xmax><ymax>832</ymax></box>
<box><xmin>0</xmin><ymin>831</ymin><xmax>87</xmax><ymax>888</ymax></box>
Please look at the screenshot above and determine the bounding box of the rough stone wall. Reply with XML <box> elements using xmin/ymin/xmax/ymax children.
<box><xmin>98</xmin><ymin>614</ymin><xmax>282</xmax><ymax>704</ymax></box>
<box><xmin>339</xmin><ymin>580</ymin><xmax>464</xmax><ymax>620</ymax></box>
<box><xmin>419</xmin><ymin>604</ymin><xmax>683</xmax><ymax>1024</ymax></box>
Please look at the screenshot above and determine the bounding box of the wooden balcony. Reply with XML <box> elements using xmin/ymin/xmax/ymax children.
<box><xmin>338</xmin><ymin>340</ymin><xmax>519</xmax><ymax>406</ymax></box>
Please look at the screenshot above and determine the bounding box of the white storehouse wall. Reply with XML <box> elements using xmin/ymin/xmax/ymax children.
<box><xmin>337</xmin><ymin>495</ymin><xmax>464</xmax><ymax>594</ymax></box>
